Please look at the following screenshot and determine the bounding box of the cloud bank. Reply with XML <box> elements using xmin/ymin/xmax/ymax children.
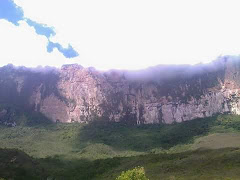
<box><xmin>1</xmin><ymin>0</ymin><xmax>240</xmax><ymax>70</ymax></box>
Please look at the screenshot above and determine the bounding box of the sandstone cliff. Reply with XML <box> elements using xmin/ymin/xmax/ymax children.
<box><xmin>1</xmin><ymin>56</ymin><xmax>240</xmax><ymax>124</ymax></box>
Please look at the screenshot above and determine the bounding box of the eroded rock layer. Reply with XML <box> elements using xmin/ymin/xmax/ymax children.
<box><xmin>1</xmin><ymin>57</ymin><xmax>240</xmax><ymax>124</ymax></box>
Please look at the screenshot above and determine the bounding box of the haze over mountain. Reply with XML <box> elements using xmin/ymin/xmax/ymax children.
<box><xmin>0</xmin><ymin>55</ymin><xmax>240</xmax><ymax>126</ymax></box>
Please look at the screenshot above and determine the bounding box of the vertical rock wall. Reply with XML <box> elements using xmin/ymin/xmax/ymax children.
<box><xmin>1</xmin><ymin>57</ymin><xmax>240</xmax><ymax>124</ymax></box>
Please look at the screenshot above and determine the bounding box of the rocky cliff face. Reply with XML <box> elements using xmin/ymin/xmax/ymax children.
<box><xmin>1</xmin><ymin>57</ymin><xmax>240</xmax><ymax>124</ymax></box>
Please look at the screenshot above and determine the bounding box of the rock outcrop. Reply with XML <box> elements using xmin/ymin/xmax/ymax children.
<box><xmin>1</xmin><ymin>56</ymin><xmax>240</xmax><ymax>124</ymax></box>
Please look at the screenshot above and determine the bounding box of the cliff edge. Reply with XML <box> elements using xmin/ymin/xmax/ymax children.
<box><xmin>1</xmin><ymin>56</ymin><xmax>240</xmax><ymax>124</ymax></box>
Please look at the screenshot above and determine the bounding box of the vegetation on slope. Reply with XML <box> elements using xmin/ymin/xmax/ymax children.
<box><xmin>116</xmin><ymin>167</ymin><xmax>149</xmax><ymax>180</ymax></box>
<box><xmin>1</xmin><ymin>114</ymin><xmax>240</xmax><ymax>179</ymax></box>
<box><xmin>0</xmin><ymin>148</ymin><xmax>48</xmax><ymax>180</ymax></box>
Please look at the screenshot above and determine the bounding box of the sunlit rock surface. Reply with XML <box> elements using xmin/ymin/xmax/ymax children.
<box><xmin>1</xmin><ymin>57</ymin><xmax>240</xmax><ymax>124</ymax></box>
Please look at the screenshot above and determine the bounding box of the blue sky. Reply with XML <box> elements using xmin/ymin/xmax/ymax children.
<box><xmin>26</xmin><ymin>19</ymin><xmax>56</xmax><ymax>38</ymax></box>
<box><xmin>0</xmin><ymin>0</ymin><xmax>23</xmax><ymax>25</ymax></box>
<box><xmin>0</xmin><ymin>0</ymin><xmax>78</xmax><ymax>59</ymax></box>
<box><xmin>1</xmin><ymin>0</ymin><xmax>240</xmax><ymax>70</ymax></box>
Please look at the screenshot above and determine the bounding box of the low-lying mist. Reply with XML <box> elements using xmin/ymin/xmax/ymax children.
<box><xmin>1</xmin><ymin>55</ymin><xmax>239</xmax><ymax>83</ymax></box>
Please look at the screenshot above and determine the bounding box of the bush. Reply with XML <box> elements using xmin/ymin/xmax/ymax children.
<box><xmin>116</xmin><ymin>167</ymin><xmax>149</xmax><ymax>180</ymax></box>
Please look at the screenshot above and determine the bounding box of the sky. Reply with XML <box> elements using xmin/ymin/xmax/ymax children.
<box><xmin>1</xmin><ymin>0</ymin><xmax>240</xmax><ymax>70</ymax></box>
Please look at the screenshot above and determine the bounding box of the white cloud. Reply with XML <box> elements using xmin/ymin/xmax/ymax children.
<box><xmin>7</xmin><ymin>0</ymin><xmax>240</xmax><ymax>70</ymax></box>
<box><xmin>0</xmin><ymin>20</ymin><xmax>73</xmax><ymax>67</ymax></box>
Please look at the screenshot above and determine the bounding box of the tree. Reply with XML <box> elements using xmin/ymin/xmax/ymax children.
<box><xmin>116</xmin><ymin>166</ymin><xmax>149</xmax><ymax>180</ymax></box>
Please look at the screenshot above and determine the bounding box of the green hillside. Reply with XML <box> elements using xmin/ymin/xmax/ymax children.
<box><xmin>1</xmin><ymin>114</ymin><xmax>240</xmax><ymax>179</ymax></box>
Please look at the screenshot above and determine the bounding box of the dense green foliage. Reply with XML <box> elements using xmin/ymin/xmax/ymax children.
<box><xmin>116</xmin><ymin>167</ymin><xmax>149</xmax><ymax>180</ymax></box>
<box><xmin>1</xmin><ymin>114</ymin><xmax>240</xmax><ymax>179</ymax></box>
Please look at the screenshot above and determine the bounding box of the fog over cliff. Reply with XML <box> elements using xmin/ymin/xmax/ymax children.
<box><xmin>103</xmin><ymin>55</ymin><xmax>231</xmax><ymax>83</ymax></box>
<box><xmin>2</xmin><ymin>55</ymin><xmax>235</xmax><ymax>82</ymax></box>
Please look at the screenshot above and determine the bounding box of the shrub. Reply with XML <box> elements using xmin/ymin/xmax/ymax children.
<box><xmin>116</xmin><ymin>167</ymin><xmax>149</xmax><ymax>180</ymax></box>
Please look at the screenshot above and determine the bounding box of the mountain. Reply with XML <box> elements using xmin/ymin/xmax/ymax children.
<box><xmin>1</xmin><ymin>56</ymin><xmax>240</xmax><ymax>125</ymax></box>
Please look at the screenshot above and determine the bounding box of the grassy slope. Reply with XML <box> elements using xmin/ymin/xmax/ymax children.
<box><xmin>96</xmin><ymin>148</ymin><xmax>240</xmax><ymax>180</ymax></box>
<box><xmin>1</xmin><ymin>115</ymin><xmax>240</xmax><ymax>179</ymax></box>
<box><xmin>0</xmin><ymin>149</ymin><xmax>48</xmax><ymax>180</ymax></box>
